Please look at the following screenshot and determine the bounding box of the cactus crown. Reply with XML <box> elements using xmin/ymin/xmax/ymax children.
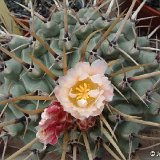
<box><xmin>0</xmin><ymin>0</ymin><xmax>160</xmax><ymax>159</ymax></box>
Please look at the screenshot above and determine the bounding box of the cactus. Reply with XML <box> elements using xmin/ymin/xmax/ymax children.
<box><xmin>0</xmin><ymin>0</ymin><xmax>160</xmax><ymax>159</ymax></box>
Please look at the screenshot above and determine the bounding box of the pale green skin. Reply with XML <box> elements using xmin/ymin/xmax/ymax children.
<box><xmin>0</xmin><ymin>6</ymin><xmax>160</xmax><ymax>159</ymax></box>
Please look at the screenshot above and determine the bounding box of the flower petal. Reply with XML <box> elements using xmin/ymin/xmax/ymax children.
<box><xmin>90</xmin><ymin>74</ymin><xmax>103</xmax><ymax>85</ymax></box>
<box><xmin>88</xmin><ymin>89</ymin><xmax>100</xmax><ymax>98</ymax></box>
<box><xmin>69</xmin><ymin>89</ymin><xmax>77</xmax><ymax>98</ymax></box>
<box><xmin>91</xmin><ymin>59</ymin><xmax>107</xmax><ymax>74</ymax></box>
<box><xmin>77</xmin><ymin>99</ymin><xmax>88</xmax><ymax>107</ymax></box>
<box><xmin>75</xmin><ymin>62</ymin><xmax>91</xmax><ymax>76</ymax></box>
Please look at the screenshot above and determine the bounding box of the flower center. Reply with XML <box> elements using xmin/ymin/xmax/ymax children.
<box><xmin>75</xmin><ymin>83</ymin><xmax>90</xmax><ymax>100</ymax></box>
<box><xmin>69</xmin><ymin>78</ymin><xmax>99</xmax><ymax>108</ymax></box>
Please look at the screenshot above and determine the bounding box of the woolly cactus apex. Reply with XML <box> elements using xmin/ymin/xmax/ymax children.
<box><xmin>0</xmin><ymin>0</ymin><xmax>160</xmax><ymax>159</ymax></box>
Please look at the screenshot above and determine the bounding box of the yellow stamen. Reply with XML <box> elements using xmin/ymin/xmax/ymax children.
<box><xmin>75</xmin><ymin>87</ymin><xmax>83</xmax><ymax>92</ymax></box>
<box><xmin>79</xmin><ymin>85</ymin><xmax>84</xmax><ymax>91</ymax></box>
<box><xmin>69</xmin><ymin>78</ymin><xmax>99</xmax><ymax>107</ymax></box>
<box><xmin>84</xmin><ymin>83</ymin><xmax>88</xmax><ymax>90</ymax></box>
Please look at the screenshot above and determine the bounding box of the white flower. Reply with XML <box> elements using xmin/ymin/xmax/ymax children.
<box><xmin>54</xmin><ymin>59</ymin><xmax>114</xmax><ymax>120</ymax></box>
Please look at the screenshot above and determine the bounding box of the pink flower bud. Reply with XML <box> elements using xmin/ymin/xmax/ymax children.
<box><xmin>36</xmin><ymin>101</ymin><xmax>73</xmax><ymax>145</ymax></box>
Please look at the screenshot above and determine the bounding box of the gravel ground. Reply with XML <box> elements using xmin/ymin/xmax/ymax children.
<box><xmin>4</xmin><ymin>0</ymin><xmax>54</xmax><ymax>18</ymax></box>
<box><xmin>4</xmin><ymin>0</ymin><xmax>94</xmax><ymax>19</ymax></box>
<box><xmin>145</xmin><ymin>0</ymin><xmax>160</xmax><ymax>10</ymax></box>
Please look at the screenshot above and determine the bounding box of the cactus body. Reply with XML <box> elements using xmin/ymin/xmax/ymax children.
<box><xmin>0</xmin><ymin>1</ymin><xmax>160</xmax><ymax>159</ymax></box>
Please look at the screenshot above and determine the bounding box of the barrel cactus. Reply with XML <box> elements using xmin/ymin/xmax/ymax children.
<box><xmin>0</xmin><ymin>0</ymin><xmax>160</xmax><ymax>159</ymax></box>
